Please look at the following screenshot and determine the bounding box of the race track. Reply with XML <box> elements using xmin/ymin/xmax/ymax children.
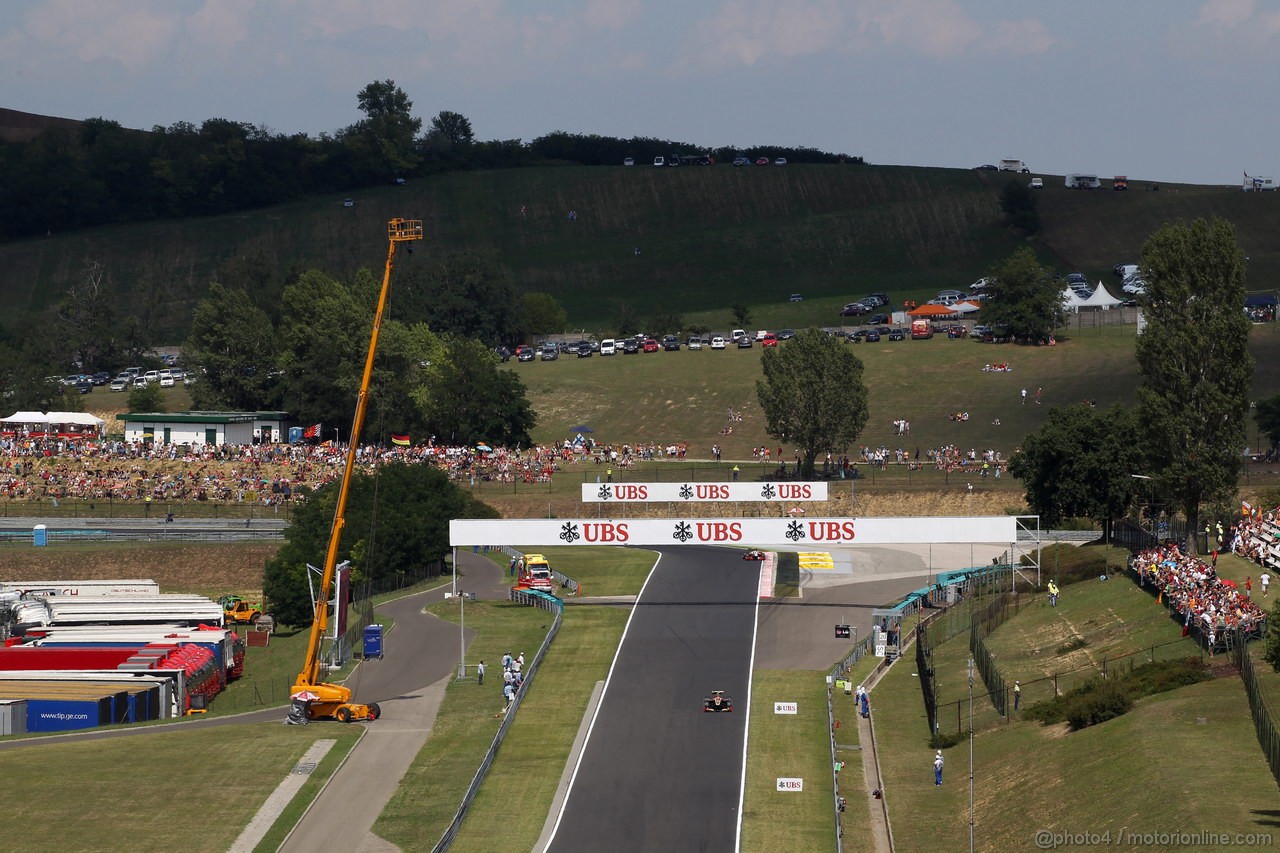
<box><xmin>545</xmin><ymin>546</ymin><xmax>759</xmax><ymax>853</ymax></box>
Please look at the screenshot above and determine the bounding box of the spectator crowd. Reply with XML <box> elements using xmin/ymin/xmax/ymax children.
<box><xmin>1131</xmin><ymin>543</ymin><xmax>1269</xmax><ymax>651</ymax></box>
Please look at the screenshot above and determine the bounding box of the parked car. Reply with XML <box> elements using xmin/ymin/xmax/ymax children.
<box><xmin>887</xmin><ymin>328</ymin><xmax>906</xmax><ymax>341</ymax></box>
<box><xmin>540</xmin><ymin>344</ymin><xmax>559</xmax><ymax>361</ymax></box>
<box><xmin>863</xmin><ymin>329</ymin><xmax>881</xmax><ymax>342</ymax></box>
<box><xmin>661</xmin><ymin>335</ymin><xmax>681</xmax><ymax>351</ymax></box>
<box><xmin>776</xmin><ymin>329</ymin><xmax>796</xmax><ymax>340</ymax></box>
<box><xmin>109</xmin><ymin>377</ymin><xmax>130</xmax><ymax>392</ymax></box>
<box><xmin>736</xmin><ymin>335</ymin><xmax>753</xmax><ymax>348</ymax></box>
<box><xmin>622</xmin><ymin>339</ymin><xmax>641</xmax><ymax>354</ymax></box>
<box><xmin>762</xmin><ymin>333</ymin><xmax>778</xmax><ymax>347</ymax></box>
<box><xmin>687</xmin><ymin>337</ymin><xmax>703</xmax><ymax>350</ymax></box>
<box><xmin>642</xmin><ymin>338</ymin><xmax>659</xmax><ymax>353</ymax></box>
<box><xmin>343</xmin><ymin>198</ymin><xmax>355</xmax><ymax>208</ymax></box>
<box><xmin>653</xmin><ymin>156</ymin><xmax>666</xmax><ymax>167</ymax></box>
<box><xmin>710</xmin><ymin>336</ymin><xmax>726</xmax><ymax>350</ymax></box>
<box><xmin>861</xmin><ymin>294</ymin><xmax>887</xmax><ymax>307</ymax></box>
<box><xmin>841</xmin><ymin>302</ymin><xmax>870</xmax><ymax>316</ymax></box>
<box><xmin>869</xmin><ymin>313</ymin><xmax>888</xmax><ymax>325</ymax></box>
<box><xmin>733</xmin><ymin>156</ymin><xmax>751</xmax><ymax>167</ymax></box>
<box><xmin>599</xmin><ymin>338</ymin><xmax>616</xmax><ymax>355</ymax></box>
<box><xmin>774</xmin><ymin>158</ymin><xmax>787</xmax><ymax>166</ymax></box>
<box><xmin>975</xmin><ymin>164</ymin><xmax>998</xmax><ymax>171</ymax></box>
<box><xmin>516</xmin><ymin>345</ymin><xmax>535</xmax><ymax>362</ymax></box>
<box><xmin>755</xmin><ymin>157</ymin><xmax>770</xmax><ymax>166</ymax></box>
<box><xmin>789</xmin><ymin>293</ymin><xmax>802</xmax><ymax>302</ymax></box>
<box><xmin>1029</xmin><ymin>177</ymin><xmax>1044</xmax><ymax>189</ymax></box>
<box><xmin>623</xmin><ymin>157</ymin><xmax>635</xmax><ymax>166</ymax></box>
<box><xmin>970</xmin><ymin>325</ymin><xmax>992</xmax><ymax>339</ymax></box>
<box><xmin>1065</xmin><ymin>273</ymin><xmax>1088</xmax><ymax>285</ymax></box>
<box><xmin>846</xmin><ymin>331</ymin><xmax>862</xmax><ymax>343</ymax></box>
<box><xmin>576</xmin><ymin>343</ymin><xmax>593</xmax><ymax>358</ymax></box>
<box><xmin>159</xmin><ymin>374</ymin><xmax>175</xmax><ymax>387</ymax></box>
<box><xmin>73</xmin><ymin>381</ymin><xmax>93</xmax><ymax>394</ymax></box>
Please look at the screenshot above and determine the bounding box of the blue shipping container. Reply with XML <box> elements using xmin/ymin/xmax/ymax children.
<box><xmin>25</xmin><ymin>697</ymin><xmax>106</xmax><ymax>732</ymax></box>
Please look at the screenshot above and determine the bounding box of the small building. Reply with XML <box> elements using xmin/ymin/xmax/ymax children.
<box><xmin>118</xmin><ymin>411</ymin><xmax>290</xmax><ymax>445</ymax></box>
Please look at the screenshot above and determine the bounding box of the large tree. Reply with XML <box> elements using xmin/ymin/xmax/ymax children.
<box><xmin>1135</xmin><ymin>217</ymin><xmax>1253</xmax><ymax>553</ymax></box>
<box><xmin>517</xmin><ymin>292</ymin><xmax>567</xmax><ymax>342</ymax></box>
<box><xmin>1007</xmin><ymin>403</ymin><xmax>1145</xmax><ymax>538</ymax></box>
<box><xmin>416</xmin><ymin>336</ymin><xmax>536</xmax><ymax>447</ymax></box>
<box><xmin>981</xmin><ymin>247</ymin><xmax>1062</xmax><ymax>343</ymax></box>
<box><xmin>183</xmin><ymin>282</ymin><xmax>280</xmax><ymax>411</ymax></box>
<box><xmin>263</xmin><ymin>463</ymin><xmax>498</xmax><ymax>626</ymax></box>
<box><xmin>755</xmin><ymin>328</ymin><xmax>868</xmax><ymax>478</ymax></box>
<box><xmin>350</xmin><ymin>79</ymin><xmax>422</xmax><ymax>177</ymax></box>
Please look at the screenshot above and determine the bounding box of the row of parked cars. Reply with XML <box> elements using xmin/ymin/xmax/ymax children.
<box><xmin>509</xmin><ymin>329</ymin><xmax>802</xmax><ymax>362</ymax></box>
<box><xmin>52</xmin><ymin>366</ymin><xmax>191</xmax><ymax>394</ymax></box>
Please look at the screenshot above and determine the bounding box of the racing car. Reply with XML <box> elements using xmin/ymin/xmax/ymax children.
<box><xmin>704</xmin><ymin>690</ymin><xmax>733</xmax><ymax>712</ymax></box>
<box><xmin>742</xmin><ymin>549</ymin><xmax>766</xmax><ymax>561</ymax></box>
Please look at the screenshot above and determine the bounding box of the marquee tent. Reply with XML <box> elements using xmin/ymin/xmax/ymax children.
<box><xmin>0</xmin><ymin>411</ymin><xmax>105</xmax><ymax>439</ymax></box>
<box><xmin>1060</xmin><ymin>288</ymin><xmax>1089</xmax><ymax>313</ymax></box>
<box><xmin>949</xmin><ymin>301</ymin><xmax>982</xmax><ymax>314</ymax></box>
<box><xmin>907</xmin><ymin>304</ymin><xmax>956</xmax><ymax>317</ymax></box>
<box><xmin>1080</xmin><ymin>282</ymin><xmax>1123</xmax><ymax>309</ymax></box>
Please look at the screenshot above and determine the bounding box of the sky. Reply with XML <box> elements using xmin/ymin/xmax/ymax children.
<box><xmin>1</xmin><ymin>0</ymin><xmax>1277</xmax><ymax>186</ymax></box>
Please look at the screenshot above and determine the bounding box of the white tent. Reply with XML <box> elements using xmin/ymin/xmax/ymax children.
<box><xmin>1</xmin><ymin>411</ymin><xmax>105</xmax><ymax>438</ymax></box>
<box><xmin>1</xmin><ymin>411</ymin><xmax>105</xmax><ymax>428</ymax></box>
<box><xmin>949</xmin><ymin>301</ymin><xmax>982</xmax><ymax>314</ymax></box>
<box><xmin>1060</xmin><ymin>288</ymin><xmax>1089</xmax><ymax>313</ymax></box>
<box><xmin>1080</xmin><ymin>281</ymin><xmax>1123</xmax><ymax>310</ymax></box>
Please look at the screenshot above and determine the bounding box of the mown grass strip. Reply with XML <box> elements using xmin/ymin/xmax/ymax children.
<box><xmin>0</xmin><ymin>724</ymin><xmax>361</xmax><ymax>852</ymax></box>
<box><xmin>740</xmin><ymin>670</ymin><xmax>837</xmax><ymax>853</ymax></box>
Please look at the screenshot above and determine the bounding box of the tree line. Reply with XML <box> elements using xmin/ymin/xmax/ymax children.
<box><xmin>0</xmin><ymin>79</ymin><xmax>856</xmax><ymax>242</ymax></box>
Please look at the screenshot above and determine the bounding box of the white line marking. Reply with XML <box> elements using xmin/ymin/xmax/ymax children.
<box><xmin>734</xmin><ymin>563</ymin><xmax>762</xmax><ymax>851</ymax></box>
<box><xmin>540</xmin><ymin>551</ymin><xmax>664</xmax><ymax>852</ymax></box>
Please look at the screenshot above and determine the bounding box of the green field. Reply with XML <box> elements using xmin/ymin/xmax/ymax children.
<box><xmin>7</xmin><ymin>162</ymin><xmax>1280</xmax><ymax>341</ymax></box>
<box><xmin>0</xmin><ymin>724</ymin><xmax>362</xmax><ymax>852</ymax></box>
<box><xmin>509</xmin><ymin>322</ymin><xmax>1280</xmax><ymax>469</ymax></box>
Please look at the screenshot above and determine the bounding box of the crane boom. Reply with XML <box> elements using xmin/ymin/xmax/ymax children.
<box><xmin>291</xmin><ymin>218</ymin><xmax>423</xmax><ymax>723</ymax></box>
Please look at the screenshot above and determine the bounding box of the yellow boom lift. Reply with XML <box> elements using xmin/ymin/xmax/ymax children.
<box><xmin>290</xmin><ymin>217</ymin><xmax>424</xmax><ymax>722</ymax></box>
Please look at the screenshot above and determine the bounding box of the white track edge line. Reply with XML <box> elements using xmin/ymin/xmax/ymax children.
<box><xmin>734</xmin><ymin>563</ymin><xmax>763</xmax><ymax>851</ymax></box>
<box><xmin>540</xmin><ymin>550</ymin><xmax>664</xmax><ymax>851</ymax></box>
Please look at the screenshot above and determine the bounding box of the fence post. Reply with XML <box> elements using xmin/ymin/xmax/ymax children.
<box><xmin>1053</xmin><ymin>672</ymin><xmax>1058</xmax><ymax>696</ymax></box>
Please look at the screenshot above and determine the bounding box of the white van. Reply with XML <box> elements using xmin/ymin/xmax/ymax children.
<box><xmin>653</xmin><ymin>156</ymin><xmax>665</xmax><ymax>167</ymax></box>
<box><xmin>599</xmin><ymin>338</ymin><xmax>617</xmax><ymax>355</ymax></box>
<box><xmin>731</xmin><ymin>329</ymin><xmax>747</xmax><ymax>342</ymax></box>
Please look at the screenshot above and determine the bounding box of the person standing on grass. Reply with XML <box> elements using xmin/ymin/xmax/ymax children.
<box><xmin>1013</xmin><ymin>681</ymin><xmax>1021</xmax><ymax>710</ymax></box>
<box><xmin>934</xmin><ymin>751</ymin><xmax>944</xmax><ymax>786</ymax></box>
<box><xmin>1021</xmin><ymin>388</ymin><xmax>1027</xmax><ymax>405</ymax></box>
<box><xmin>477</xmin><ymin>660</ymin><xmax>485</xmax><ymax>685</ymax></box>
<box><xmin>1047</xmin><ymin>580</ymin><xmax>1060</xmax><ymax>607</ymax></box>
<box><xmin>1262</xmin><ymin>572</ymin><xmax>1271</xmax><ymax>597</ymax></box>
<box><xmin>1246</xmin><ymin>576</ymin><xmax>1252</xmax><ymax>598</ymax></box>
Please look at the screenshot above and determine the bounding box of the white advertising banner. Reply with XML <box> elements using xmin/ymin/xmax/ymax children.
<box><xmin>450</xmin><ymin>516</ymin><xmax>1016</xmax><ymax>547</ymax></box>
<box><xmin>774</xmin><ymin>701</ymin><xmax>798</xmax><ymax>715</ymax></box>
<box><xmin>776</xmin><ymin>777</ymin><xmax>804</xmax><ymax>792</ymax></box>
<box><xmin>580</xmin><ymin>481</ymin><xmax>828</xmax><ymax>503</ymax></box>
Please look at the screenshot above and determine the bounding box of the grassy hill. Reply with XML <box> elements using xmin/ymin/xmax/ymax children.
<box><xmin>5</xmin><ymin>161</ymin><xmax>1277</xmax><ymax>342</ymax></box>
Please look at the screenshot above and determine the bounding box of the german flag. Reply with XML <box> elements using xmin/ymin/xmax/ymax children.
<box><xmin>391</xmin><ymin>434</ymin><xmax>410</xmax><ymax>446</ymax></box>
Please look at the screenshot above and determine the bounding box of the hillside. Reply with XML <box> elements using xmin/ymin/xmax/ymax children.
<box><xmin>1</xmin><ymin>162</ymin><xmax>1277</xmax><ymax>342</ymax></box>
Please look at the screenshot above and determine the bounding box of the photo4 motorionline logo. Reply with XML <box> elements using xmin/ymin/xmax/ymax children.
<box><xmin>1035</xmin><ymin>830</ymin><xmax>1273</xmax><ymax>849</ymax></box>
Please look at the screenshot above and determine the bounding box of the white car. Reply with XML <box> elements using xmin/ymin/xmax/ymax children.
<box><xmin>653</xmin><ymin>156</ymin><xmax>665</xmax><ymax>167</ymax></box>
<box><xmin>159</xmin><ymin>375</ymin><xmax>175</xmax><ymax>387</ymax></box>
<box><xmin>623</xmin><ymin>157</ymin><xmax>634</xmax><ymax>166</ymax></box>
<box><xmin>710</xmin><ymin>336</ymin><xmax>727</xmax><ymax>350</ymax></box>
<box><xmin>109</xmin><ymin>377</ymin><xmax>130</xmax><ymax>392</ymax></box>
<box><xmin>1029</xmin><ymin>177</ymin><xmax>1043</xmax><ymax>189</ymax></box>
<box><xmin>599</xmin><ymin>338</ymin><xmax>616</xmax><ymax>355</ymax></box>
<box><xmin>1122</xmin><ymin>277</ymin><xmax>1147</xmax><ymax>295</ymax></box>
<box><xmin>143</xmin><ymin>370</ymin><xmax>160</xmax><ymax>383</ymax></box>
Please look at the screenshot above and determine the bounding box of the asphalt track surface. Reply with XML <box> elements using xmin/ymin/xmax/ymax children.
<box><xmin>546</xmin><ymin>545</ymin><xmax>759</xmax><ymax>853</ymax></box>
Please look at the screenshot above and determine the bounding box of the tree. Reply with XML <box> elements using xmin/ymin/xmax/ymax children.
<box><xmin>416</xmin><ymin>336</ymin><xmax>536</xmax><ymax>447</ymax></box>
<box><xmin>263</xmin><ymin>463</ymin><xmax>498</xmax><ymax>626</ymax></box>
<box><xmin>428</xmin><ymin>111</ymin><xmax>474</xmax><ymax>147</ymax></box>
<box><xmin>732</xmin><ymin>303</ymin><xmax>752</xmax><ymax>328</ymax></box>
<box><xmin>1136</xmin><ymin>218</ymin><xmax>1253</xmax><ymax>554</ymax></box>
<box><xmin>1254</xmin><ymin>395</ymin><xmax>1280</xmax><ymax>451</ymax></box>
<box><xmin>127</xmin><ymin>382</ymin><xmax>165</xmax><ymax>413</ymax></box>
<box><xmin>648</xmin><ymin>310</ymin><xmax>684</xmax><ymax>337</ymax></box>
<box><xmin>1007</xmin><ymin>404</ymin><xmax>1145</xmax><ymax>538</ymax></box>
<box><xmin>999</xmin><ymin>179</ymin><xmax>1040</xmax><ymax>233</ymax></box>
<box><xmin>183</xmin><ymin>282</ymin><xmax>280</xmax><ymax>411</ymax></box>
<box><xmin>755</xmin><ymin>328</ymin><xmax>869</xmax><ymax>478</ymax></box>
<box><xmin>614</xmin><ymin>301</ymin><xmax>639</xmax><ymax>338</ymax></box>
<box><xmin>518</xmin><ymin>292</ymin><xmax>567</xmax><ymax>341</ymax></box>
<box><xmin>396</xmin><ymin>251</ymin><xmax>517</xmax><ymax>343</ymax></box>
<box><xmin>981</xmin><ymin>248</ymin><xmax>1062</xmax><ymax>343</ymax></box>
<box><xmin>351</xmin><ymin>79</ymin><xmax>422</xmax><ymax>177</ymax></box>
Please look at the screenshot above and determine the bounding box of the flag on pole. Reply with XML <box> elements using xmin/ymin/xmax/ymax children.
<box><xmin>391</xmin><ymin>434</ymin><xmax>410</xmax><ymax>446</ymax></box>
<box><xmin>303</xmin><ymin>423</ymin><xmax>321</xmax><ymax>440</ymax></box>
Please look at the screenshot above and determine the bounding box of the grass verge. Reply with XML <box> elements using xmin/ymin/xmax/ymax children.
<box><xmin>252</xmin><ymin>730</ymin><xmax>363</xmax><ymax>852</ymax></box>
<box><xmin>507</xmin><ymin>545</ymin><xmax>658</xmax><ymax>596</ymax></box>
<box><xmin>741</xmin><ymin>670</ymin><xmax>837</xmax><ymax>853</ymax></box>
<box><xmin>773</xmin><ymin>551</ymin><xmax>800</xmax><ymax>598</ymax></box>
<box><xmin>0</xmin><ymin>723</ymin><xmax>361</xmax><ymax>852</ymax></box>
<box><xmin>372</xmin><ymin>599</ymin><xmax>578</xmax><ymax>849</ymax></box>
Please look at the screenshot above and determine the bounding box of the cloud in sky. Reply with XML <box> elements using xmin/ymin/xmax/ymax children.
<box><xmin>0</xmin><ymin>1</ymin><xmax>1278</xmax><ymax>185</ymax></box>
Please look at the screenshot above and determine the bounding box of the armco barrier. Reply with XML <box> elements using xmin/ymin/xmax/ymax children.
<box><xmin>432</xmin><ymin>589</ymin><xmax>563</xmax><ymax>852</ymax></box>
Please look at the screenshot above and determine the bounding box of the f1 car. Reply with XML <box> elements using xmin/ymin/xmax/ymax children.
<box><xmin>742</xmin><ymin>549</ymin><xmax>766</xmax><ymax>561</ymax></box>
<box><xmin>704</xmin><ymin>690</ymin><xmax>733</xmax><ymax>712</ymax></box>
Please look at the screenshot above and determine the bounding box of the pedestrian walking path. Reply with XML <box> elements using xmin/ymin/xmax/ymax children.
<box><xmin>279</xmin><ymin>552</ymin><xmax>504</xmax><ymax>851</ymax></box>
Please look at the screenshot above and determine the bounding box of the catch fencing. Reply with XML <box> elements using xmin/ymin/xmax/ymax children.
<box><xmin>432</xmin><ymin>589</ymin><xmax>564</xmax><ymax>852</ymax></box>
<box><xmin>1234</xmin><ymin>630</ymin><xmax>1280</xmax><ymax>787</ymax></box>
